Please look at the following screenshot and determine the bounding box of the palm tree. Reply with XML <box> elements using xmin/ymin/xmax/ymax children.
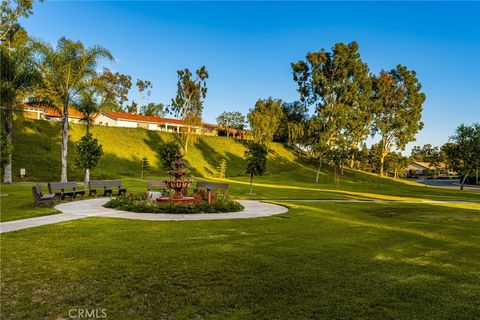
<box><xmin>0</xmin><ymin>41</ymin><xmax>39</xmax><ymax>183</ymax></box>
<box><xmin>73</xmin><ymin>87</ymin><xmax>106</xmax><ymax>187</ymax></box>
<box><xmin>35</xmin><ymin>37</ymin><xmax>113</xmax><ymax>182</ymax></box>
<box><xmin>74</xmin><ymin>87</ymin><xmax>103</xmax><ymax>134</ymax></box>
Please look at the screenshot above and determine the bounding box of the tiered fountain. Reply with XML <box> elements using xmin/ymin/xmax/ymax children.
<box><xmin>156</xmin><ymin>154</ymin><xmax>196</xmax><ymax>205</ymax></box>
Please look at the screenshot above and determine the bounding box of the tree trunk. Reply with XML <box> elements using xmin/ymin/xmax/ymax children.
<box><xmin>340</xmin><ymin>165</ymin><xmax>344</xmax><ymax>176</ymax></box>
<box><xmin>460</xmin><ymin>170</ymin><xmax>470</xmax><ymax>190</ymax></box>
<box><xmin>3</xmin><ymin>118</ymin><xmax>13</xmax><ymax>183</ymax></box>
<box><xmin>184</xmin><ymin>132</ymin><xmax>189</xmax><ymax>153</ymax></box>
<box><xmin>249</xmin><ymin>173</ymin><xmax>253</xmax><ymax>194</ymax></box>
<box><xmin>315</xmin><ymin>154</ymin><xmax>323</xmax><ymax>183</ymax></box>
<box><xmin>349</xmin><ymin>143</ymin><xmax>358</xmax><ymax>169</ymax></box>
<box><xmin>84</xmin><ymin>168</ymin><xmax>90</xmax><ymax>189</ymax></box>
<box><xmin>60</xmin><ymin>106</ymin><xmax>69</xmax><ymax>182</ymax></box>
<box><xmin>379</xmin><ymin>154</ymin><xmax>385</xmax><ymax>176</ymax></box>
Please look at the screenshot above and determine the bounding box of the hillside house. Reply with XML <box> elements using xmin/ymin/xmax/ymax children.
<box><xmin>405</xmin><ymin>161</ymin><xmax>448</xmax><ymax>176</ymax></box>
<box><xmin>18</xmin><ymin>105</ymin><xmax>219</xmax><ymax>135</ymax></box>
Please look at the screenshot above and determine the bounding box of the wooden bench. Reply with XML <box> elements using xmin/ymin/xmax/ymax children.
<box><xmin>145</xmin><ymin>181</ymin><xmax>170</xmax><ymax>200</ymax></box>
<box><xmin>147</xmin><ymin>181</ymin><xmax>169</xmax><ymax>193</ymax></box>
<box><xmin>48</xmin><ymin>181</ymin><xmax>86</xmax><ymax>201</ymax></box>
<box><xmin>89</xmin><ymin>180</ymin><xmax>127</xmax><ymax>197</ymax></box>
<box><xmin>195</xmin><ymin>182</ymin><xmax>229</xmax><ymax>203</ymax></box>
<box><xmin>32</xmin><ymin>184</ymin><xmax>55</xmax><ymax>208</ymax></box>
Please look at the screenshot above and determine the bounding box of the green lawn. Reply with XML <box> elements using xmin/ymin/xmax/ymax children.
<box><xmin>1</xmin><ymin>168</ymin><xmax>479</xmax><ymax>222</ymax></box>
<box><xmin>2</xmin><ymin>121</ymin><xmax>480</xmax><ymax>318</ymax></box>
<box><xmin>0</xmin><ymin>183</ymin><xmax>59</xmax><ymax>222</ymax></box>
<box><xmin>1</xmin><ymin>201</ymin><xmax>479</xmax><ymax>319</ymax></box>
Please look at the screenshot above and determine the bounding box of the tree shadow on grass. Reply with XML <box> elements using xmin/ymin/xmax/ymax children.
<box><xmin>195</xmin><ymin>138</ymin><xmax>246</xmax><ymax>178</ymax></box>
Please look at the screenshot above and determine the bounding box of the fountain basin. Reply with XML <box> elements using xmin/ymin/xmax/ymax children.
<box><xmin>156</xmin><ymin>196</ymin><xmax>196</xmax><ymax>205</ymax></box>
<box><xmin>164</xmin><ymin>179</ymin><xmax>192</xmax><ymax>190</ymax></box>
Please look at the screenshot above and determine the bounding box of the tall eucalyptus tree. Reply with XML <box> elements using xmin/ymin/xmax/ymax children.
<box><xmin>171</xmin><ymin>66</ymin><xmax>208</xmax><ymax>152</ymax></box>
<box><xmin>292</xmin><ymin>41</ymin><xmax>371</xmax><ymax>182</ymax></box>
<box><xmin>372</xmin><ymin>65</ymin><xmax>425</xmax><ymax>175</ymax></box>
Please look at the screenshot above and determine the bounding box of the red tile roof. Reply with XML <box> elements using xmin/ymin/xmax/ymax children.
<box><xmin>20</xmin><ymin>104</ymin><xmax>85</xmax><ymax>119</ymax></box>
<box><xmin>101</xmin><ymin>111</ymin><xmax>186</xmax><ymax>125</ymax></box>
<box><xmin>44</xmin><ymin>107</ymin><xmax>85</xmax><ymax>119</ymax></box>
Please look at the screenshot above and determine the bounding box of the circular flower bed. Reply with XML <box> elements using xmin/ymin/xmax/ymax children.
<box><xmin>104</xmin><ymin>194</ymin><xmax>244</xmax><ymax>214</ymax></box>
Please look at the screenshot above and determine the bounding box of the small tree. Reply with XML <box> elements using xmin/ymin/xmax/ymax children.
<box><xmin>141</xmin><ymin>157</ymin><xmax>149</xmax><ymax>178</ymax></box>
<box><xmin>74</xmin><ymin>133</ymin><xmax>103</xmax><ymax>187</ymax></box>
<box><xmin>140</xmin><ymin>102</ymin><xmax>167</xmax><ymax>117</ymax></box>
<box><xmin>125</xmin><ymin>101</ymin><xmax>138</xmax><ymax>114</ymax></box>
<box><xmin>158</xmin><ymin>141</ymin><xmax>181</xmax><ymax>170</ymax></box>
<box><xmin>274</xmin><ymin>101</ymin><xmax>308</xmax><ymax>145</ymax></box>
<box><xmin>384</xmin><ymin>152</ymin><xmax>409</xmax><ymax>179</ymax></box>
<box><xmin>217</xmin><ymin>159</ymin><xmax>227</xmax><ymax>179</ymax></box>
<box><xmin>245</xmin><ymin>142</ymin><xmax>268</xmax><ymax>194</ymax></box>
<box><xmin>248</xmin><ymin>98</ymin><xmax>283</xmax><ymax>144</ymax></box>
<box><xmin>411</xmin><ymin>144</ymin><xmax>443</xmax><ymax>175</ymax></box>
<box><xmin>443</xmin><ymin>123</ymin><xmax>480</xmax><ymax>190</ymax></box>
<box><xmin>216</xmin><ymin>111</ymin><xmax>245</xmax><ymax>137</ymax></box>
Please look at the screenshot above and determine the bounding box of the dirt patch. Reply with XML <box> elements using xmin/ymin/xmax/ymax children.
<box><xmin>365</xmin><ymin>207</ymin><xmax>415</xmax><ymax>218</ymax></box>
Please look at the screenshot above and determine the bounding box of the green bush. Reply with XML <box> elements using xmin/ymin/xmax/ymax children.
<box><xmin>104</xmin><ymin>194</ymin><xmax>244</xmax><ymax>214</ymax></box>
<box><xmin>157</xmin><ymin>141</ymin><xmax>181</xmax><ymax>169</ymax></box>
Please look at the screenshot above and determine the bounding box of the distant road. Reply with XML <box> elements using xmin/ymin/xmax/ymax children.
<box><xmin>413</xmin><ymin>179</ymin><xmax>480</xmax><ymax>191</ymax></box>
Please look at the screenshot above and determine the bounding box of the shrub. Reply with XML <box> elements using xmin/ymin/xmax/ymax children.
<box><xmin>104</xmin><ymin>194</ymin><xmax>244</xmax><ymax>214</ymax></box>
<box><xmin>157</xmin><ymin>141</ymin><xmax>181</xmax><ymax>169</ymax></box>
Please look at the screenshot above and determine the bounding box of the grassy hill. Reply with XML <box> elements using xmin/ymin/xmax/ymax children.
<box><xmin>8</xmin><ymin>119</ymin><xmax>480</xmax><ymax>205</ymax></box>
<box><xmin>11</xmin><ymin>119</ymin><xmax>300</xmax><ymax>182</ymax></box>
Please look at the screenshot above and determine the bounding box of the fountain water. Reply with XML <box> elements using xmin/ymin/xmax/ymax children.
<box><xmin>156</xmin><ymin>154</ymin><xmax>196</xmax><ymax>205</ymax></box>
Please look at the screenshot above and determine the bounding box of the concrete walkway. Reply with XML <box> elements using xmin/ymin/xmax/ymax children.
<box><xmin>0</xmin><ymin>213</ymin><xmax>86</xmax><ymax>233</ymax></box>
<box><xmin>2</xmin><ymin>197</ymin><xmax>477</xmax><ymax>234</ymax></box>
<box><xmin>0</xmin><ymin>199</ymin><xmax>288</xmax><ymax>234</ymax></box>
<box><xmin>277</xmin><ymin>199</ymin><xmax>478</xmax><ymax>204</ymax></box>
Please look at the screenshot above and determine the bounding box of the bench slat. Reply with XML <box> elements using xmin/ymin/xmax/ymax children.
<box><xmin>196</xmin><ymin>182</ymin><xmax>229</xmax><ymax>189</ymax></box>
<box><xmin>147</xmin><ymin>181</ymin><xmax>167</xmax><ymax>187</ymax></box>
<box><xmin>49</xmin><ymin>181</ymin><xmax>78</xmax><ymax>190</ymax></box>
<box><xmin>89</xmin><ymin>180</ymin><xmax>122</xmax><ymax>188</ymax></box>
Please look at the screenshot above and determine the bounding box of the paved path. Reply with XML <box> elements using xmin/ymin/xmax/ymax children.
<box><xmin>413</xmin><ymin>179</ymin><xmax>480</xmax><ymax>191</ymax></box>
<box><xmin>2</xmin><ymin>197</ymin><xmax>477</xmax><ymax>234</ymax></box>
<box><xmin>277</xmin><ymin>199</ymin><xmax>478</xmax><ymax>204</ymax></box>
<box><xmin>0</xmin><ymin>213</ymin><xmax>85</xmax><ymax>234</ymax></box>
<box><xmin>0</xmin><ymin>199</ymin><xmax>288</xmax><ymax>234</ymax></box>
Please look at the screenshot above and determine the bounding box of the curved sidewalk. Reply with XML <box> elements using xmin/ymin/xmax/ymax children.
<box><xmin>57</xmin><ymin>198</ymin><xmax>288</xmax><ymax>221</ymax></box>
<box><xmin>0</xmin><ymin>199</ymin><xmax>288</xmax><ymax>233</ymax></box>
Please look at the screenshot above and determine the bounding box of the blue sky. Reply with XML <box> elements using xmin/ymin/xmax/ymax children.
<box><xmin>23</xmin><ymin>1</ymin><xmax>480</xmax><ymax>152</ymax></box>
